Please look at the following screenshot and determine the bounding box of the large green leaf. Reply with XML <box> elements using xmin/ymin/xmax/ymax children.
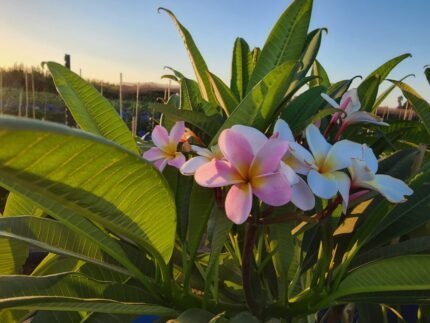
<box><xmin>149</xmin><ymin>103</ymin><xmax>222</xmax><ymax>138</ymax></box>
<box><xmin>31</xmin><ymin>311</ymin><xmax>83</xmax><ymax>323</ymax></box>
<box><xmin>280</xmin><ymin>85</ymin><xmax>327</xmax><ymax>134</ymax></box>
<box><xmin>333</xmin><ymin>256</ymin><xmax>430</xmax><ymax>304</ymax></box>
<box><xmin>0</xmin><ymin>272</ymin><xmax>178</xmax><ymax>316</ymax></box>
<box><xmin>159</xmin><ymin>8</ymin><xmax>217</xmax><ymax>104</ymax></box>
<box><xmin>390</xmin><ymin>80</ymin><xmax>430</xmax><ymax>136</ymax></box>
<box><xmin>371</xmin><ymin>74</ymin><xmax>414</xmax><ymax>111</ymax></box>
<box><xmin>247</xmin><ymin>0</ymin><xmax>313</xmax><ymax>91</ymax></box>
<box><xmin>208</xmin><ymin>72</ymin><xmax>238</xmax><ymax>116</ymax></box>
<box><xmin>211</xmin><ymin>61</ymin><xmax>298</xmax><ymax>145</ymax></box>
<box><xmin>425</xmin><ymin>65</ymin><xmax>430</xmax><ymax>86</ymax></box>
<box><xmin>0</xmin><ymin>117</ymin><xmax>176</xmax><ymax>265</ymax></box>
<box><xmin>310</xmin><ymin>59</ymin><xmax>330</xmax><ymax>88</ymax></box>
<box><xmin>296</xmin><ymin>28</ymin><xmax>326</xmax><ymax>80</ymax></box>
<box><xmin>82</xmin><ymin>313</ymin><xmax>137</xmax><ymax>323</ymax></box>
<box><xmin>4</xmin><ymin>193</ymin><xmax>43</xmax><ymax>217</ymax></box>
<box><xmin>358</xmin><ymin>54</ymin><xmax>411</xmax><ymax>112</ymax></box>
<box><xmin>0</xmin><ymin>216</ymin><xmax>153</xmax><ymax>277</ymax></box>
<box><xmin>230</xmin><ymin>38</ymin><xmax>253</xmax><ymax>101</ymax></box>
<box><xmin>45</xmin><ymin>62</ymin><xmax>139</xmax><ymax>154</ymax></box>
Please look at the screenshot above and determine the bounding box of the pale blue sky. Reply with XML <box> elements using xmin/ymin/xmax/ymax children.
<box><xmin>0</xmin><ymin>0</ymin><xmax>429</xmax><ymax>106</ymax></box>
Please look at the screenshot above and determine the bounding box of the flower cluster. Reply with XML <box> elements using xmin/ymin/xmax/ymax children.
<box><xmin>143</xmin><ymin>92</ymin><xmax>413</xmax><ymax>225</ymax></box>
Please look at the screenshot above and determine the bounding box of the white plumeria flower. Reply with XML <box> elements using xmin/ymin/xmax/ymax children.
<box><xmin>349</xmin><ymin>146</ymin><xmax>413</xmax><ymax>203</ymax></box>
<box><xmin>180</xmin><ymin>145</ymin><xmax>223</xmax><ymax>176</ymax></box>
<box><xmin>273</xmin><ymin>119</ymin><xmax>315</xmax><ymax>211</ymax></box>
<box><xmin>321</xmin><ymin>88</ymin><xmax>388</xmax><ymax>129</ymax></box>
<box><xmin>303</xmin><ymin>124</ymin><xmax>364</xmax><ymax>211</ymax></box>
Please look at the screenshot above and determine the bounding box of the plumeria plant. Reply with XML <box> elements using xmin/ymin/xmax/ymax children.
<box><xmin>0</xmin><ymin>0</ymin><xmax>429</xmax><ymax>322</ymax></box>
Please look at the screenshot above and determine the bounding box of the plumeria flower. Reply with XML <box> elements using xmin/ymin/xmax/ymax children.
<box><xmin>303</xmin><ymin>124</ymin><xmax>364</xmax><ymax>211</ymax></box>
<box><xmin>142</xmin><ymin>121</ymin><xmax>186</xmax><ymax>172</ymax></box>
<box><xmin>322</xmin><ymin>88</ymin><xmax>388</xmax><ymax>133</ymax></box>
<box><xmin>349</xmin><ymin>146</ymin><xmax>413</xmax><ymax>203</ymax></box>
<box><xmin>273</xmin><ymin>120</ymin><xmax>315</xmax><ymax>211</ymax></box>
<box><xmin>194</xmin><ymin>126</ymin><xmax>293</xmax><ymax>224</ymax></box>
<box><xmin>180</xmin><ymin>145</ymin><xmax>223</xmax><ymax>176</ymax></box>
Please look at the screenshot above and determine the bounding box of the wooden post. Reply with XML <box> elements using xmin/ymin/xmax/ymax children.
<box><xmin>25</xmin><ymin>71</ymin><xmax>29</xmax><ymax>117</ymax></box>
<box><xmin>0</xmin><ymin>68</ymin><xmax>3</xmax><ymax>115</ymax></box>
<box><xmin>119</xmin><ymin>73</ymin><xmax>123</xmax><ymax>119</ymax></box>
<box><xmin>135</xmin><ymin>83</ymin><xmax>139</xmax><ymax>136</ymax></box>
<box><xmin>18</xmin><ymin>90</ymin><xmax>23</xmax><ymax>117</ymax></box>
<box><xmin>31</xmin><ymin>69</ymin><xmax>36</xmax><ymax>119</ymax></box>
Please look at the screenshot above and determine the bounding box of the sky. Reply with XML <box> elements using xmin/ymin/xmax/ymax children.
<box><xmin>0</xmin><ymin>0</ymin><xmax>429</xmax><ymax>106</ymax></box>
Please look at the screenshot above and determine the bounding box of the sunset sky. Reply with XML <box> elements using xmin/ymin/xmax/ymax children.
<box><xmin>0</xmin><ymin>0</ymin><xmax>429</xmax><ymax>106</ymax></box>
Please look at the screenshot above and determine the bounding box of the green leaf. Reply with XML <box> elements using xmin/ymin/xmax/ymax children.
<box><xmin>211</xmin><ymin>61</ymin><xmax>298</xmax><ymax>145</ymax></box>
<box><xmin>180</xmin><ymin>77</ymin><xmax>203</xmax><ymax>111</ymax></box>
<box><xmin>174</xmin><ymin>308</ymin><xmax>215</xmax><ymax>323</ymax></box>
<box><xmin>371</xmin><ymin>74</ymin><xmax>415</xmax><ymax>112</ymax></box>
<box><xmin>333</xmin><ymin>255</ymin><xmax>430</xmax><ymax>304</ymax></box>
<box><xmin>296</xmin><ymin>28</ymin><xmax>326</xmax><ymax>79</ymax></box>
<box><xmin>358</xmin><ymin>75</ymin><xmax>380</xmax><ymax>112</ymax></box>
<box><xmin>425</xmin><ymin>66</ymin><xmax>430</xmax><ymax>86</ymax></box>
<box><xmin>363</xmin><ymin>53</ymin><xmax>412</xmax><ymax>84</ymax></box>
<box><xmin>280</xmin><ymin>85</ymin><xmax>327</xmax><ymax>134</ymax></box>
<box><xmin>44</xmin><ymin>62</ymin><xmax>139</xmax><ymax>155</ymax></box>
<box><xmin>208</xmin><ymin>72</ymin><xmax>239</xmax><ymax>116</ymax></box>
<box><xmin>353</xmin><ymin>236</ymin><xmax>430</xmax><ymax>268</ymax></box>
<box><xmin>0</xmin><ymin>117</ymin><xmax>176</xmax><ymax>265</ymax></box>
<box><xmin>31</xmin><ymin>311</ymin><xmax>83</xmax><ymax>323</ymax></box>
<box><xmin>4</xmin><ymin>193</ymin><xmax>43</xmax><ymax>217</ymax></box>
<box><xmin>247</xmin><ymin>0</ymin><xmax>313</xmax><ymax>91</ymax></box>
<box><xmin>230</xmin><ymin>38</ymin><xmax>253</xmax><ymax>101</ymax></box>
<box><xmin>148</xmin><ymin>103</ymin><xmax>222</xmax><ymax>138</ymax></box>
<box><xmin>310</xmin><ymin>59</ymin><xmax>330</xmax><ymax>88</ymax></box>
<box><xmin>82</xmin><ymin>313</ymin><xmax>137</xmax><ymax>323</ymax></box>
<box><xmin>358</xmin><ymin>54</ymin><xmax>411</xmax><ymax>112</ymax></box>
<box><xmin>0</xmin><ymin>216</ymin><xmax>152</xmax><ymax>277</ymax></box>
<box><xmin>186</xmin><ymin>184</ymin><xmax>215</xmax><ymax>267</ymax></box>
<box><xmin>0</xmin><ymin>272</ymin><xmax>178</xmax><ymax>316</ymax></box>
<box><xmin>159</xmin><ymin>8</ymin><xmax>217</xmax><ymax>104</ymax></box>
<box><xmin>389</xmin><ymin>80</ymin><xmax>430</xmax><ymax>136</ymax></box>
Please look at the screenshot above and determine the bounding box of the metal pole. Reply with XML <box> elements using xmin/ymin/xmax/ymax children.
<box><xmin>31</xmin><ymin>69</ymin><xmax>36</xmax><ymax>119</ymax></box>
<box><xmin>135</xmin><ymin>83</ymin><xmax>139</xmax><ymax>136</ymax></box>
<box><xmin>25</xmin><ymin>71</ymin><xmax>29</xmax><ymax>117</ymax></box>
<box><xmin>119</xmin><ymin>73</ymin><xmax>123</xmax><ymax>119</ymax></box>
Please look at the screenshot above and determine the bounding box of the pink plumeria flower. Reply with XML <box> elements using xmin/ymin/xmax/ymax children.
<box><xmin>304</xmin><ymin>124</ymin><xmax>364</xmax><ymax>211</ymax></box>
<box><xmin>142</xmin><ymin>121</ymin><xmax>186</xmax><ymax>172</ymax></box>
<box><xmin>194</xmin><ymin>125</ymin><xmax>293</xmax><ymax>224</ymax></box>
<box><xmin>180</xmin><ymin>145</ymin><xmax>223</xmax><ymax>176</ymax></box>
<box><xmin>349</xmin><ymin>145</ymin><xmax>413</xmax><ymax>203</ymax></box>
<box><xmin>322</xmin><ymin>88</ymin><xmax>388</xmax><ymax>132</ymax></box>
<box><xmin>273</xmin><ymin>120</ymin><xmax>315</xmax><ymax>211</ymax></box>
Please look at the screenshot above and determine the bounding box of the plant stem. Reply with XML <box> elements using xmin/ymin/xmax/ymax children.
<box><xmin>242</xmin><ymin>222</ymin><xmax>259</xmax><ymax>315</ymax></box>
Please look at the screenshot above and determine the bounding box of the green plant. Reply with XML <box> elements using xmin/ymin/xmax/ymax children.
<box><xmin>0</xmin><ymin>0</ymin><xmax>429</xmax><ymax>322</ymax></box>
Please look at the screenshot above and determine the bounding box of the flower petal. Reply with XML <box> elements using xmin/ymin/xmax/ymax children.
<box><xmin>167</xmin><ymin>152</ymin><xmax>186</xmax><ymax>169</ymax></box>
<box><xmin>154</xmin><ymin>158</ymin><xmax>168</xmax><ymax>172</ymax></box>
<box><xmin>250</xmin><ymin>137</ymin><xmax>288</xmax><ymax>176</ymax></box>
<box><xmin>180</xmin><ymin>156</ymin><xmax>210</xmax><ymax>176</ymax></box>
<box><xmin>280</xmin><ymin>162</ymin><xmax>300</xmax><ymax>185</ymax></box>
<box><xmin>321</xmin><ymin>93</ymin><xmax>340</xmax><ymax>109</ymax></box>
<box><xmin>274</xmin><ymin>119</ymin><xmax>294</xmax><ymax>142</ymax></box>
<box><xmin>362</xmin><ymin>145</ymin><xmax>378</xmax><ymax>174</ymax></box>
<box><xmin>195</xmin><ymin>159</ymin><xmax>243</xmax><ymax>188</ymax></box>
<box><xmin>305</xmin><ymin>124</ymin><xmax>331</xmax><ymax>165</ymax></box>
<box><xmin>288</xmin><ymin>142</ymin><xmax>314</xmax><ymax>174</ymax></box>
<box><xmin>341</xmin><ymin>88</ymin><xmax>361</xmax><ymax>113</ymax></box>
<box><xmin>218</xmin><ymin>128</ymin><xmax>253</xmax><ymax>178</ymax></box>
<box><xmin>169</xmin><ymin>121</ymin><xmax>186</xmax><ymax>144</ymax></box>
<box><xmin>349</xmin><ymin>158</ymin><xmax>375</xmax><ymax>183</ymax></box>
<box><xmin>307</xmin><ymin>169</ymin><xmax>338</xmax><ymax>199</ymax></box>
<box><xmin>231</xmin><ymin>125</ymin><xmax>268</xmax><ymax>153</ymax></box>
<box><xmin>345</xmin><ymin>111</ymin><xmax>388</xmax><ymax>127</ymax></box>
<box><xmin>191</xmin><ymin>145</ymin><xmax>214</xmax><ymax>159</ymax></box>
<box><xmin>143</xmin><ymin>147</ymin><xmax>166</xmax><ymax>162</ymax></box>
<box><xmin>252</xmin><ymin>173</ymin><xmax>292</xmax><ymax>206</ymax></box>
<box><xmin>291</xmin><ymin>177</ymin><xmax>315</xmax><ymax>211</ymax></box>
<box><xmin>152</xmin><ymin>125</ymin><xmax>170</xmax><ymax>148</ymax></box>
<box><xmin>331</xmin><ymin>171</ymin><xmax>351</xmax><ymax>213</ymax></box>
<box><xmin>323</xmin><ymin>140</ymin><xmax>363</xmax><ymax>172</ymax></box>
<box><xmin>225</xmin><ymin>183</ymin><xmax>252</xmax><ymax>224</ymax></box>
<box><xmin>360</xmin><ymin>174</ymin><xmax>413</xmax><ymax>203</ymax></box>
